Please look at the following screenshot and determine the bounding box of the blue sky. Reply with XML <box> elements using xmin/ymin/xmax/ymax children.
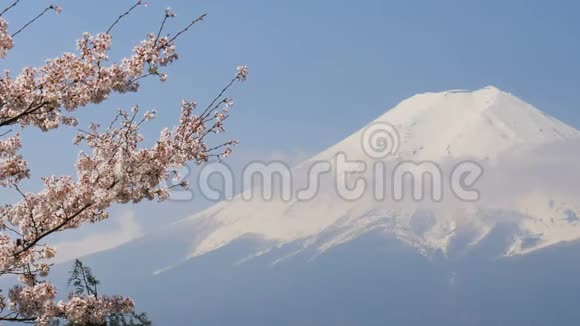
<box><xmin>2</xmin><ymin>0</ymin><xmax>579</xmax><ymax>249</ymax></box>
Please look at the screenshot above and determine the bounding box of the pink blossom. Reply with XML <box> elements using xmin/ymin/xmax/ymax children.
<box><xmin>0</xmin><ymin>5</ymin><xmax>247</xmax><ymax>324</ymax></box>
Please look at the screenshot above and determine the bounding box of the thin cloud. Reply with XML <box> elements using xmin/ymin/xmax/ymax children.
<box><xmin>52</xmin><ymin>210</ymin><xmax>143</xmax><ymax>264</ymax></box>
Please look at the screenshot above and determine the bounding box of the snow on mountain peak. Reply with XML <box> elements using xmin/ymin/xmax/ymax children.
<box><xmin>323</xmin><ymin>86</ymin><xmax>578</xmax><ymax>164</ymax></box>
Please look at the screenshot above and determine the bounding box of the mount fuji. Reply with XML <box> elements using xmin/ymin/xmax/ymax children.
<box><xmin>56</xmin><ymin>86</ymin><xmax>580</xmax><ymax>325</ymax></box>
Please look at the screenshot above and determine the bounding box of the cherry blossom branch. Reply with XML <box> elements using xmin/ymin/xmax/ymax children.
<box><xmin>13</xmin><ymin>204</ymin><xmax>93</xmax><ymax>257</ymax></box>
<box><xmin>0</xmin><ymin>315</ymin><xmax>35</xmax><ymax>322</ymax></box>
<box><xmin>0</xmin><ymin>3</ymin><xmax>247</xmax><ymax>322</ymax></box>
<box><xmin>0</xmin><ymin>101</ymin><xmax>49</xmax><ymax>128</ymax></box>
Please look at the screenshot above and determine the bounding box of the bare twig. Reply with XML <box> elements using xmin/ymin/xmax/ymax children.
<box><xmin>0</xmin><ymin>0</ymin><xmax>20</xmax><ymax>17</ymax></box>
<box><xmin>11</xmin><ymin>6</ymin><xmax>53</xmax><ymax>38</ymax></box>
<box><xmin>155</xmin><ymin>15</ymin><xmax>170</xmax><ymax>45</ymax></box>
<box><xmin>200</xmin><ymin>76</ymin><xmax>237</xmax><ymax>119</ymax></box>
<box><xmin>130</xmin><ymin>72</ymin><xmax>155</xmax><ymax>84</ymax></box>
<box><xmin>0</xmin><ymin>128</ymin><xmax>12</xmax><ymax>137</ymax></box>
<box><xmin>168</xmin><ymin>14</ymin><xmax>207</xmax><ymax>43</ymax></box>
<box><xmin>106</xmin><ymin>1</ymin><xmax>143</xmax><ymax>34</ymax></box>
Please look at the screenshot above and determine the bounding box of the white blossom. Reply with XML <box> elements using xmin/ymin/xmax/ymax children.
<box><xmin>236</xmin><ymin>65</ymin><xmax>248</xmax><ymax>81</ymax></box>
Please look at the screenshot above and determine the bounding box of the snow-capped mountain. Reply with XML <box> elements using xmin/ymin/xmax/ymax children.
<box><xmin>148</xmin><ymin>86</ymin><xmax>580</xmax><ymax>274</ymax></box>
<box><xmin>65</xmin><ymin>86</ymin><xmax>580</xmax><ymax>325</ymax></box>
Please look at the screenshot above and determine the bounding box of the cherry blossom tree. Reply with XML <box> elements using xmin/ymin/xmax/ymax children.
<box><xmin>0</xmin><ymin>1</ymin><xmax>247</xmax><ymax>324</ymax></box>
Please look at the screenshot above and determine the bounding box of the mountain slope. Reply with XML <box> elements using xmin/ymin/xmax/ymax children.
<box><xmin>76</xmin><ymin>227</ymin><xmax>580</xmax><ymax>326</ymax></box>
